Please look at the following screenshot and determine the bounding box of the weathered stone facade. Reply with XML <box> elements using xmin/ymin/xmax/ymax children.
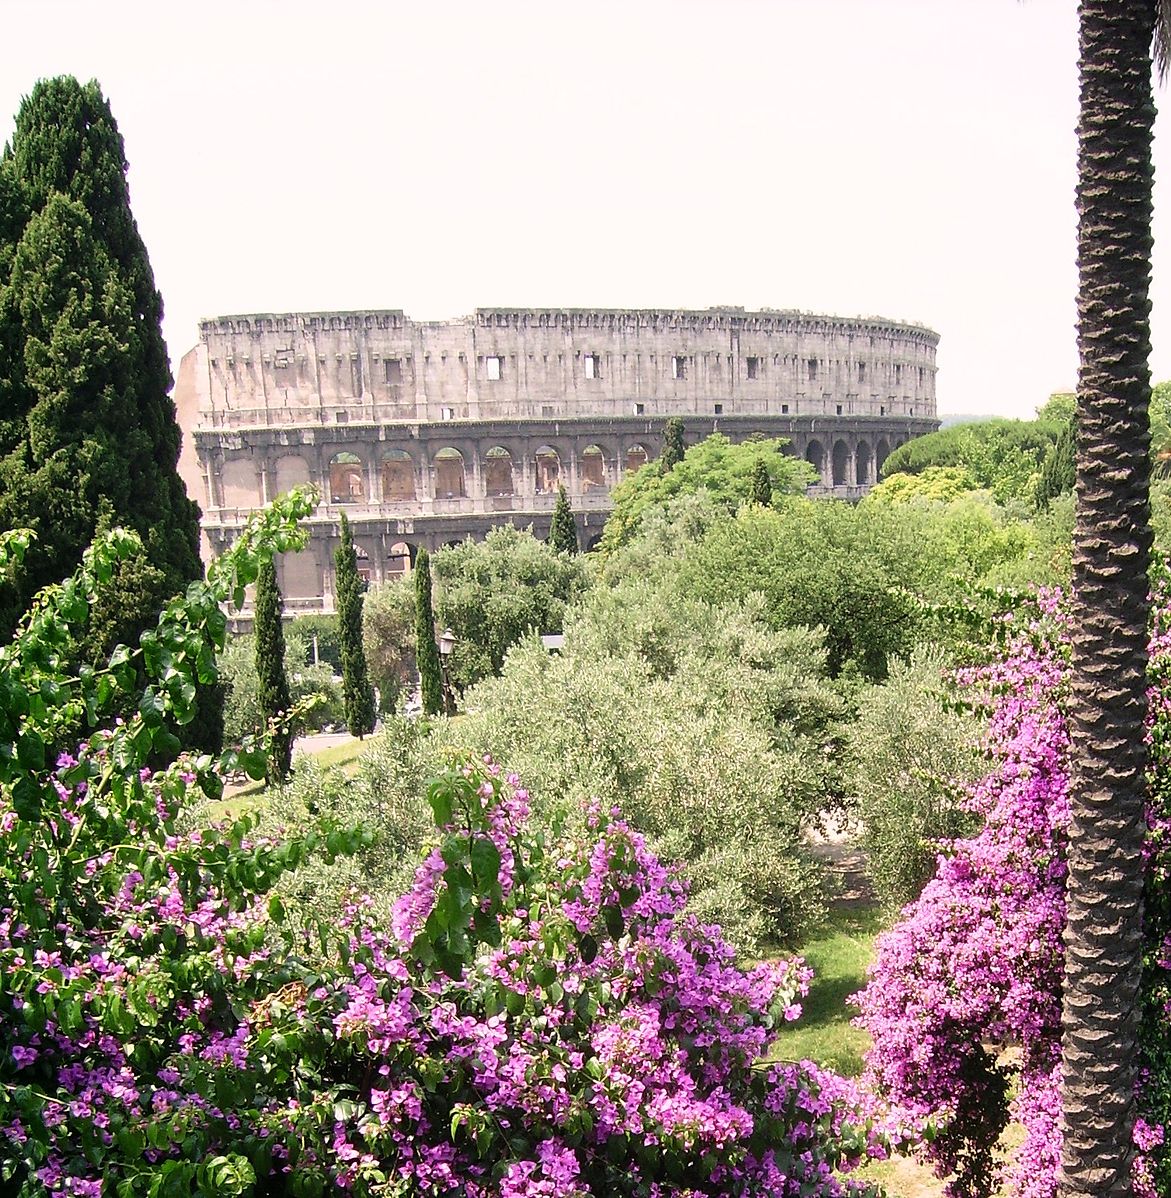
<box><xmin>173</xmin><ymin>307</ymin><xmax>939</xmax><ymax>615</ymax></box>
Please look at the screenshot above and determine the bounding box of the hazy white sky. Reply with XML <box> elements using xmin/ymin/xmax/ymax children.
<box><xmin>3</xmin><ymin>0</ymin><xmax>1170</xmax><ymax>418</ymax></box>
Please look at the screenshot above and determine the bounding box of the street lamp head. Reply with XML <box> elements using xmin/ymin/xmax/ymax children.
<box><xmin>438</xmin><ymin>628</ymin><xmax>457</xmax><ymax>658</ymax></box>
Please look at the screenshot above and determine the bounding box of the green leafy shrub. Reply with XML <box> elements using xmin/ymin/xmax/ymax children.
<box><xmin>879</xmin><ymin>418</ymin><xmax>1062</xmax><ymax>504</ymax></box>
<box><xmin>361</xmin><ymin>576</ymin><xmax>415</xmax><ymax>713</ymax></box>
<box><xmin>846</xmin><ymin>648</ymin><xmax>984</xmax><ymax>911</ymax></box>
<box><xmin>435</xmin><ymin>580</ymin><xmax>840</xmax><ymax>950</ymax></box>
<box><xmin>600</xmin><ymin>433</ymin><xmax>816</xmax><ymax>552</ymax></box>
<box><xmin>431</xmin><ymin>524</ymin><xmax>588</xmax><ymax>690</ymax></box>
<box><xmin>289</xmin><ymin>612</ymin><xmax>342</xmax><ymax>670</ymax></box>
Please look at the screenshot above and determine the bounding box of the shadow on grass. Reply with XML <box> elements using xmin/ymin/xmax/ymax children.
<box><xmin>767</xmin><ymin>898</ymin><xmax>886</xmax><ymax>1077</ymax></box>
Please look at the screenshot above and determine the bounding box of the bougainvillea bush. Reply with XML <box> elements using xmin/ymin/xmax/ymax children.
<box><xmin>0</xmin><ymin>499</ymin><xmax>907</xmax><ymax>1196</ymax></box>
<box><xmin>855</xmin><ymin>584</ymin><xmax>1171</xmax><ymax>1198</ymax></box>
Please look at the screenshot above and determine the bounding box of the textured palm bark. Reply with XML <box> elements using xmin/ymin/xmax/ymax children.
<box><xmin>1059</xmin><ymin>2</ymin><xmax>1156</xmax><ymax>1194</ymax></box>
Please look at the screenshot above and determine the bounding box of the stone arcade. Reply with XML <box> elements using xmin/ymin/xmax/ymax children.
<box><xmin>173</xmin><ymin>307</ymin><xmax>940</xmax><ymax>616</ymax></box>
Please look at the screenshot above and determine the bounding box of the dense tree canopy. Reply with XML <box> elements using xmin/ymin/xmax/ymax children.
<box><xmin>430</xmin><ymin>525</ymin><xmax>588</xmax><ymax>690</ymax></box>
<box><xmin>880</xmin><ymin>418</ymin><xmax>1062</xmax><ymax>505</ymax></box>
<box><xmin>600</xmin><ymin>434</ymin><xmax>816</xmax><ymax>552</ymax></box>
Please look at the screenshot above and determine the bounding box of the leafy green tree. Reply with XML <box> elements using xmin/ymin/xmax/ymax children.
<box><xmin>431</xmin><ymin>525</ymin><xmax>588</xmax><ymax>689</ymax></box>
<box><xmin>362</xmin><ymin>576</ymin><xmax>416</xmax><ymax>714</ymax></box>
<box><xmin>749</xmin><ymin>456</ymin><xmax>773</xmax><ymax>506</ymax></box>
<box><xmin>1037</xmin><ymin>391</ymin><xmax>1077</xmax><ymax>425</ymax></box>
<box><xmin>414</xmin><ymin>547</ymin><xmax>444</xmax><ymax>716</ymax></box>
<box><xmin>0</xmin><ymin>78</ymin><xmax>201</xmax><ymax>633</ymax></box>
<box><xmin>867</xmin><ymin>465</ymin><xmax>979</xmax><ymax>506</ymax></box>
<box><xmin>438</xmin><ymin>578</ymin><xmax>841</xmax><ymax>951</ymax></box>
<box><xmin>0</xmin><ymin>79</ymin><xmax>213</xmax><ymax>744</ymax></box>
<box><xmin>846</xmin><ymin>649</ymin><xmax>982</xmax><ymax>911</ymax></box>
<box><xmin>289</xmin><ymin>612</ymin><xmax>342</xmax><ymax>671</ymax></box>
<box><xmin>600</xmin><ymin>434</ymin><xmax>815</xmax><ymax>552</ymax></box>
<box><xmin>254</xmin><ymin>558</ymin><xmax>292</xmax><ymax>783</ymax></box>
<box><xmin>881</xmin><ymin>418</ymin><xmax>1062</xmax><ymax>504</ymax></box>
<box><xmin>660</xmin><ymin>416</ymin><xmax>686</xmax><ymax>473</ymax></box>
<box><xmin>548</xmin><ymin>484</ymin><xmax>579</xmax><ymax>553</ymax></box>
<box><xmin>220</xmin><ymin>635</ymin><xmax>344</xmax><ymax>745</ymax></box>
<box><xmin>333</xmin><ymin>514</ymin><xmax>375</xmax><ymax>737</ymax></box>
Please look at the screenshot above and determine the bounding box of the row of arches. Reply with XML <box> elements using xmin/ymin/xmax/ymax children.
<box><xmin>216</xmin><ymin>430</ymin><xmax>914</xmax><ymax>512</ymax></box>
<box><xmin>314</xmin><ymin>444</ymin><xmax>650</xmax><ymax>505</ymax></box>
<box><xmin>804</xmin><ymin>436</ymin><xmax>900</xmax><ymax>488</ymax></box>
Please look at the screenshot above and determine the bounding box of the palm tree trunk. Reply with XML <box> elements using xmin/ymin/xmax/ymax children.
<box><xmin>1060</xmin><ymin>1</ymin><xmax>1156</xmax><ymax>1193</ymax></box>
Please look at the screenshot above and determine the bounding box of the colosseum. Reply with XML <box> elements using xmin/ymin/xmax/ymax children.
<box><xmin>174</xmin><ymin>306</ymin><xmax>940</xmax><ymax>615</ymax></box>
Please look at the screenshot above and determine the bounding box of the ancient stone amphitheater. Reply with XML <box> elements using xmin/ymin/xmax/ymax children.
<box><xmin>174</xmin><ymin>307</ymin><xmax>939</xmax><ymax>615</ymax></box>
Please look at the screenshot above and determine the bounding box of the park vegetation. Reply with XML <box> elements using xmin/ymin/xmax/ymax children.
<box><xmin>5</xmin><ymin>54</ymin><xmax>1171</xmax><ymax>1198</ymax></box>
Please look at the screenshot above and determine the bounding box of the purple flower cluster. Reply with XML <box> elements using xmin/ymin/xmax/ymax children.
<box><xmin>856</xmin><ymin>588</ymin><xmax>1171</xmax><ymax>1198</ymax></box>
<box><xmin>0</xmin><ymin>742</ymin><xmax>907</xmax><ymax>1196</ymax></box>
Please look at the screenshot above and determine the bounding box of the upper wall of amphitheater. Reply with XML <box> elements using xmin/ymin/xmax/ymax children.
<box><xmin>182</xmin><ymin>307</ymin><xmax>939</xmax><ymax>427</ymax></box>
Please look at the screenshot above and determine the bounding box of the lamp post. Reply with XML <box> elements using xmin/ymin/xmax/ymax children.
<box><xmin>437</xmin><ymin>627</ymin><xmax>457</xmax><ymax>716</ymax></box>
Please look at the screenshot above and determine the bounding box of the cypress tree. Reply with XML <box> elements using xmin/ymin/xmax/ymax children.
<box><xmin>750</xmin><ymin>457</ymin><xmax>773</xmax><ymax>506</ymax></box>
<box><xmin>548</xmin><ymin>485</ymin><xmax>579</xmax><ymax>554</ymax></box>
<box><xmin>660</xmin><ymin>417</ymin><xmax>686</xmax><ymax>473</ymax></box>
<box><xmin>254</xmin><ymin>557</ymin><xmax>292</xmax><ymax>784</ymax></box>
<box><xmin>0</xmin><ymin>77</ymin><xmax>213</xmax><ymax>741</ymax></box>
<box><xmin>1036</xmin><ymin>420</ymin><xmax>1076</xmax><ymax>509</ymax></box>
<box><xmin>334</xmin><ymin>515</ymin><xmax>375</xmax><ymax>738</ymax></box>
<box><xmin>414</xmin><ymin>548</ymin><xmax>444</xmax><ymax>717</ymax></box>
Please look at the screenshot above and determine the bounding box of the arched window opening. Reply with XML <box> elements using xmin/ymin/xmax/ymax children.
<box><xmin>434</xmin><ymin>447</ymin><xmax>466</xmax><ymax>499</ymax></box>
<box><xmin>581</xmin><ymin>445</ymin><xmax>606</xmax><ymax>492</ymax></box>
<box><xmin>329</xmin><ymin>451</ymin><xmax>366</xmax><ymax>503</ymax></box>
<box><xmin>855</xmin><ymin>440</ymin><xmax>873</xmax><ymax>487</ymax></box>
<box><xmin>381</xmin><ymin>449</ymin><xmax>416</xmax><ymax>501</ymax></box>
<box><xmin>876</xmin><ymin>438</ymin><xmax>891</xmax><ymax>476</ymax></box>
<box><xmin>484</xmin><ymin>446</ymin><xmax>514</xmax><ymax>497</ymax></box>
<box><xmin>805</xmin><ymin>439</ymin><xmax>825</xmax><ymax>481</ymax></box>
<box><xmin>625</xmin><ymin>444</ymin><xmax>649</xmax><ymax>474</ymax></box>
<box><xmin>386</xmin><ymin>541</ymin><xmax>415</xmax><ymax>577</ymax></box>
<box><xmin>535</xmin><ymin>446</ymin><xmax>560</xmax><ymax>494</ymax></box>
<box><xmin>832</xmin><ymin>440</ymin><xmax>850</xmax><ymax>487</ymax></box>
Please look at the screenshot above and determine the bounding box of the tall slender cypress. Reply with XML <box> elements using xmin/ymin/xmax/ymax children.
<box><xmin>0</xmin><ymin>78</ymin><xmax>201</xmax><ymax>617</ymax></box>
<box><xmin>0</xmin><ymin>78</ymin><xmax>213</xmax><ymax>741</ymax></box>
<box><xmin>548</xmin><ymin>485</ymin><xmax>579</xmax><ymax>554</ymax></box>
<box><xmin>254</xmin><ymin>557</ymin><xmax>292</xmax><ymax>784</ymax></box>
<box><xmin>749</xmin><ymin>457</ymin><xmax>773</xmax><ymax>506</ymax></box>
<box><xmin>414</xmin><ymin>548</ymin><xmax>444</xmax><ymax>717</ymax></box>
<box><xmin>334</xmin><ymin>514</ymin><xmax>375</xmax><ymax>738</ymax></box>
<box><xmin>1036</xmin><ymin>421</ymin><xmax>1076</xmax><ymax>508</ymax></box>
<box><xmin>660</xmin><ymin>417</ymin><xmax>686</xmax><ymax>473</ymax></box>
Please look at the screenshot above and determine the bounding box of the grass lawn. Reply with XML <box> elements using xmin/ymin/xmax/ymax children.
<box><xmin>769</xmin><ymin>897</ymin><xmax>948</xmax><ymax>1198</ymax></box>
<box><xmin>770</xmin><ymin>902</ymin><xmax>881</xmax><ymax>1077</ymax></box>
<box><xmin>311</xmin><ymin>737</ymin><xmax>370</xmax><ymax>772</ymax></box>
<box><xmin>208</xmin><ymin>733</ymin><xmax>374</xmax><ymax>819</ymax></box>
